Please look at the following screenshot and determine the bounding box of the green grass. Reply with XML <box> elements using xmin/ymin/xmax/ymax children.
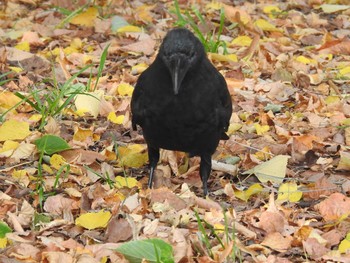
<box><xmin>172</xmin><ymin>0</ymin><xmax>227</xmax><ymax>54</ymax></box>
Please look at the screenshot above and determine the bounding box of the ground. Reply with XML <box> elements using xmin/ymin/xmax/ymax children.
<box><xmin>0</xmin><ymin>0</ymin><xmax>350</xmax><ymax>262</ymax></box>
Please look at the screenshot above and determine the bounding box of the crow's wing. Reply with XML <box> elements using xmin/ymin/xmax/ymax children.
<box><xmin>217</xmin><ymin>73</ymin><xmax>232</xmax><ymax>138</ymax></box>
<box><xmin>130</xmin><ymin>72</ymin><xmax>146</xmax><ymax>130</ymax></box>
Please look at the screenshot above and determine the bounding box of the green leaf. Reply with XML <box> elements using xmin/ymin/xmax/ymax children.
<box><xmin>111</xmin><ymin>15</ymin><xmax>129</xmax><ymax>32</ymax></box>
<box><xmin>35</xmin><ymin>135</ymin><xmax>71</xmax><ymax>155</ymax></box>
<box><xmin>243</xmin><ymin>155</ymin><xmax>290</xmax><ymax>184</ymax></box>
<box><xmin>116</xmin><ymin>238</ymin><xmax>174</xmax><ymax>263</ymax></box>
<box><xmin>33</xmin><ymin>212</ymin><xmax>51</xmax><ymax>226</ymax></box>
<box><xmin>264</xmin><ymin>103</ymin><xmax>283</xmax><ymax>113</ymax></box>
<box><xmin>0</xmin><ymin>222</ymin><xmax>12</xmax><ymax>238</ymax></box>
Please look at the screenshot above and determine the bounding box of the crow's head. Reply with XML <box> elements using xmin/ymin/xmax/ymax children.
<box><xmin>159</xmin><ymin>28</ymin><xmax>205</xmax><ymax>95</ymax></box>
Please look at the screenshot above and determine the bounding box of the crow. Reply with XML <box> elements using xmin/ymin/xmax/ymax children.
<box><xmin>131</xmin><ymin>28</ymin><xmax>232</xmax><ymax>195</ymax></box>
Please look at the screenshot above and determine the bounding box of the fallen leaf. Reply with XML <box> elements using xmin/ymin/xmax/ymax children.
<box><xmin>75</xmin><ymin>210</ymin><xmax>111</xmax><ymax>230</ymax></box>
<box><xmin>0</xmin><ymin>120</ymin><xmax>31</xmax><ymax>141</ymax></box>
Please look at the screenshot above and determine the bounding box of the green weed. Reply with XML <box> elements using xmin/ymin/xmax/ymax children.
<box><xmin>172</xmin><ymin>0</ymin><xmax>227</xmax><ymax>54</ymax></box>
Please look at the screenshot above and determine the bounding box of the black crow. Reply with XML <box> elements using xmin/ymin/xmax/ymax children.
<box><xmin>131</xmin><ymin>28</ymin><xmax>232</xmax><ymax>195</ymax></box>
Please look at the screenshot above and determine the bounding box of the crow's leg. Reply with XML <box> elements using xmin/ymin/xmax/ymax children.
<box><xmin>148</xmin><ymin>145</ymin><xmax>159</xmax><ymax>189</ymax></box>
<box><xmin>200</xmin><ymin>153</ymin><xmax>212</xmax><ymax>196</ymax></box>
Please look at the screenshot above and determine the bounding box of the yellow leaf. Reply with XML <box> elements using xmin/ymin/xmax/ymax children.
<box><xmin>234</xmin><ymin>183</ymin><xmax>263</xmax><ymax>202</ymax></box>
<box><xmin>227</xmin><ymin>123</ymin><xmax>242</xmax><ymax>134</ymax></box>
<box><xmin>319</xmin><ymin>4</ymin><xmax>350</xmax><ymax>14</ymax></box>
<box><xmin>70</xmin><ymin>7</ymin><xmax>98</xmax><ymax>27</ymax></box>
<box><xmin>118</xmin><ymin>144</ymin><xmax>148</xmax><ymax>168</ymax></box>
<box><xmin>231</xmin><ymin>36</ymin><xmax>252</xmax><ymax>47</ymax></box>
<box><xmin>136</xmin><ymin>4</ymin><xmax>154</xmax><ymax>23</ymax></box>
<box><xmin>8</xmin><ymin>66</ymin><xmax>22</xmax><ymax>73</ymax></box>
<box><xmin>108</xmin><ymin>112</ymin><xmax>124</xmax><ymax>124</ymax></box>
<box><xmin>254</xmin><ymin>123</ymin><xmax>270</xmax><ymax>135</ymax></box>
<box><xmin>50</xmin><ymin>154</ymin><xmax>67</xmax><ymax>170</ymax></box>
<box><xmin>43</xmin><ymin>164</ymin><xmax>53</xmax><ymax>175</ymax></box>
<box><xmin>295</xmin><ymin>56</ymin><xmax>317</xmax><ymax>65</ymax></box>
<box><xmin>121</xmin><ymin>151</ymin><xmax>148</xmax><ymax>168</ymax></box>
<box><xmin>0</xmin><ymin>120</ymin><xmax>31</xmax><ymax>141</ymax></box>
<box><xmin>0</xmin><ymin>91</ymin><xmax>22</xmax><ymax>109</ymax></box>
<box><xmin>337</xmin><ymin>151</ymin><xmax>350</xmax><ymax>170</ymax></box>
<box><xmin>263</xmin><ymin>5</ymin><xmax>281</xmax><ymax>18</ymax></box>
<box><xmin>244</xmin><ymin>155</ymin><xmax>290</xmax><ymax>184</ymax></box>
<box><xmin>324</xmin><ymin>95</ymin><xmax>340</xmax><ymax>105</ymax></box>
<box><xmin>254</xmin><ymin>146</ymin><xmax>272</xmax><ymax>160</ymax></box>
<box><xmin>29</xmin><ymin>114</ymin><xmax>42</xmax><ymax>122</ymax></box>
<box><xmin>213</xmin><ymin>223</ymin><xmax>225</xmax><ymax>233</ymax></box>
<box><xmin>0</xmin><ymin>140</ymin><xmax>19</xmax><ymax>156</ymax></box>
<box><xmin>339</xmin><ymin>233</ymin><xmax>350</xmax><ymax>254</ymax></box>
<box><xmin>339</xmin><ymin>66</ymin><xmax>350</xmax><ymax>76</ymax></box>
<box><xmin>63</xmin><ymin>46</ymin><xmax>79</xmax><ymax>55</ymax></box>
<box><xmin>254</xmin><ymin>19</ymin><xmax>282</xmax><ymax>32</ymax></box>
<box><xmin>0</xmin><ymin>237</ymin><xmax>7</xmax><ymax>248</ymax></box>
<box><xmin>73</xmin><ymin>127</ymin><xmax>93</xmax><ymax>142</ymax></box>
<box><xmin>75</xmin><ymin>90</ymin><xmax>104</xmax><ymax>118</ymax></box>
<box><xmin>318</xmin><ymin>53</ymin><xmax>333</xmax><ymax>60</ymax></box>
<box><xmin>209</xmin><ymin>53</ymin><xmax>238</xmax><ymax>62</ymax></box>
<box><xmin>277</xmin><ymin>182</ymin><xmax>303</xmax><ymax>202</ymax></box>
<box><xmin>71</xmin><ymin>38</ymin><xmax>83</xmax><ymax>49</ymax></box>
<box><xmin>131</xmin><ymin>63</ymin><xmax>148</xmax><ymax>74</ymax></box>
<box><xmin>117</xmin><ymin>83</ymin><xmax>134</xmax><ymax>96</ymax></box>
<box><xmin>15</xmin><ymin>41</ymin><xmax>30</xmax><ymax>51</ymax></box>
<box><xmin>117</xmin><ymin>25</ymin><xmax>142</xmax><ymax>33</ymax></box>
<box><xmin>341</xmin><ymin>119</ymin><xmax>350</xmax><ymax>126</ymax></box>
<box><xmin>115</xmin><ymin>176</ymin><xmax>141</xmax><ymax>189</ymax></box>
<box><xmin>263</xmin><ymin>5</ymin><xmax>281</xmax><ymax>14</ymax></box>
<box><xmin>206</xmin><ymin>1</ymin><xmax>223</xmax><ymax>10</ymax></box>
<box><xmin>75</xmin><ymin>210</ymin><xmax>111</xmax><ymax>230</ymax></box>
<box><xmin>12</xmin><ymin>169</ymin><xmax>27</xmax><ymax>180</ymax></box>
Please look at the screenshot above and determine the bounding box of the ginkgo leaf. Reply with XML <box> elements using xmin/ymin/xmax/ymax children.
<box><xmin>108</xmin><ymin>112</ymin><xmax>125</xmax><ymax>124</ymax></box>
<box><xmin>73</xmin><ymin>127</ymin><xmax>93</xmax><ymax>142</ymax></box>
<box><xmin>231</xmin><ymin>36</ymin><xmax>252</xmax><ymax>47</ymax></box>
<box><xmin>117</xmin><ymin>83</ymin><xmax>134</xmax><ymax>96</ymax></box>
<box><xmin>118</xmin><ymin>144</ymin><xmax>148</xmax><ymax>168</ymax></box>
<box><xmin>70</xmin><ymin>7</ymin><xmax>98</xmax><ymax>27</ymax></box>
<box><xmin>117</xmin><ymin>25</ymin><xmax>142</xmax><ymax>33</ymax></box>
<box><xmin>337</xmin><ymin>151</ymin><xmax>350</xmax><ymax>171</ymax></box>
<box><xmin>115</xmin><ymin>176</ymin><xmax>141</xmax><ymax>189</ymax></box>
<box><xmin>263</xmin><ymin>5</ymin><xmax>281</xmax><ymax>14</ymax></box>
<box><xmin>75</xmin><ymin>90</ymin><xmax>103</xmax><ymax>118</ymax></box>
<box><xmin>319</xmin><ymin>4</ymin><xmax>350</xmax><ymax>14</ymax></box>
<box><xmin>339</xmin><ymin>233</ymin><xmax>350</xmax><ymax>254</ymax></box>
<box><xmin>0</xmin><ymin>91</ymin><xmax>22</xmax><ymax>109</ymax></box>
<box><xmin>50</xmin><ymin>154</ymin><xmax>67</xmax><ymax>170</ymax></box>
<box><xmin>295</xmin><ymin>56</ymin><xmax>317</xmax><ymax>65</ymax></box>
<box><xmin>15</xmin><ymin>41</ymin><xmax>30</xmax><ymax>51</ymax></box>
<box><xmin>111</xmin><ymin>16</ymin><xmax>129</xmax><ymax>32</ymax></box>
<box><xmin>0</xmin><ymin>120</ymin><xmax>31</xmax><ymax>141</ymax></box>
<box><xmin>254</xmin><ymin>19</ymin><xmax>282</xmax><ymax>32</ymax></box>
<box><xmin>254</xmin><ymin>123</ymin><xmax>270</xmax><ymax>135</ymax></box>
<box><xmin>75</xmin><ymin>210</ymin><xmax>111</xmax><ymax>230</ymax></box>
<box><xmin>0</xmin><ymin>140</ymin><xmax>19</xmax><ymax>157</ymax></box>
<box><xmin>243</xmin><ymin>155</ymin><xmax>290</xmax><ymax>184</ymax></box>
<box><xmin>277</xmin><ymin>182</ymin><xmax>303</xmax><ymax>202</ymax></box>
<box><xmin>235</xmin><ymin>183</ymin><xmax>263</xmax><ymax>202</ymax></box>
<box><xmin>131</xmin><ymin>63</ymin><xmax>148</xmax><ymax>74</ymax></box>
<box><xmin>209</xmin><ymin>53</ymin><xmax>238</xmax><ymax>62</ymax></box>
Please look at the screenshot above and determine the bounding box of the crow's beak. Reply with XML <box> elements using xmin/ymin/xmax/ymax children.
<box><xmin>171</xmin><ymin>58</ymin><xmax>187</xmax><ymax>95</ymax></box>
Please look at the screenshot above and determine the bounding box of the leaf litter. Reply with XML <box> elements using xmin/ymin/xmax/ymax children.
<box><xmin>0</xmin><ymin>0</ymin><xmax>350</xmax><ymax>262</ymax></box>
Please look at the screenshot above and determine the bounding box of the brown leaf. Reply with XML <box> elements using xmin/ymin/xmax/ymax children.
<box><xmin>105</xmin><ymin>216</ymin><xmax>132</xmax><ymax>242</ymax></box>
<box><xmin>261</xmin><ymin>232</ymin><xmax>292</xmax><ymax>252</ymax></box>
<box><xmin>315</xmin><ymin>193</ymin><xmax>350</xmax><ymax>221</ymax></box>
<box><xmin>150</xmin><ymin>188</ymin><xmax>187</xmax><ymax>211</ymax></box>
